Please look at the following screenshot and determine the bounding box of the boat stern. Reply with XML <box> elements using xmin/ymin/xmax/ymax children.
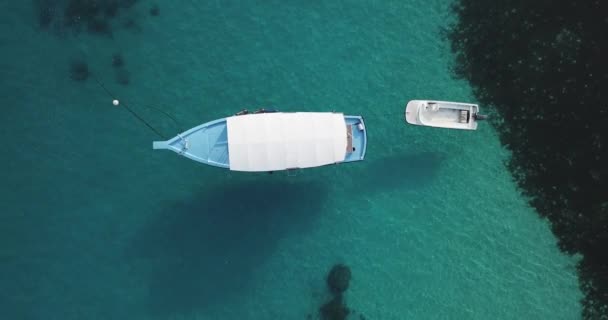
<box><xmin>344</xmin><ymin>115</ymin><xmax>367</xmax><ymax>162</ymax></box>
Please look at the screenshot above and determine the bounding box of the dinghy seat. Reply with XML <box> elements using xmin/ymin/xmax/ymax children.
<box><xmin>459</xmin><ymin>110</ymin><xmax>469</xmax><ymax>123</ymax></box>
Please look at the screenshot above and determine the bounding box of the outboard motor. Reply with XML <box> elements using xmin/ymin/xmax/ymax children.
<box><xmin>474</xmin><ymin>113</ymin><xmax>488</xmax><ymax>121</ymax></box>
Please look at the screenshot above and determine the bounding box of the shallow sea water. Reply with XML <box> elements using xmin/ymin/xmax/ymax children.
<box><xmin>0</xmin><ymin>1</ymin><xmax>582</xmax><ymax>319</ymax></box>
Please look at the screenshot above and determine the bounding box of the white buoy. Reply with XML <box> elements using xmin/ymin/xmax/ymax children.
<box><xmin>113</xmin><ymin>99</ymin><xmax>120</xmax><ymax>106</ymax></box>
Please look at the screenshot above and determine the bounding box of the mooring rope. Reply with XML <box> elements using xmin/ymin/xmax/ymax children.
<box><xmin>89</xmin><ymin>75</ymin><xmax>169</xmax><ymax>139</ymax></box>
<box><xmin>73</xmin><ymin>35</ymin><xmax>182</xmax><ymax>140</ymax></box>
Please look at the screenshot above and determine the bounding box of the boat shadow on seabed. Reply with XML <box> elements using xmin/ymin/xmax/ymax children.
<box><xmin>127</xmin><ymin>179</ymin><xmax>328</xmax><ymax>317</ymax></box>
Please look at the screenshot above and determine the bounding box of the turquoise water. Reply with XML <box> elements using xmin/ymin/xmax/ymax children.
<box><xmin>1</xmin><ymin>1</ymin><xmax>583</xmax><ymax>319</ymax></box>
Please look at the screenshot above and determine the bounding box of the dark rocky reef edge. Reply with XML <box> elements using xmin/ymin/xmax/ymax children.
<box><xmin>446</xmin><ymin>1</ymin><xmax>608</xmax><ymax>318</ymax></box>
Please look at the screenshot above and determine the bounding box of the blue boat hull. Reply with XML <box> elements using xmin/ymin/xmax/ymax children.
<box><xmin>153</xmin><ymin>118</ymin><xmax>230</xmax><ymax>169</ymax></box>
<box><xmin>153</xmin><ymin>113</ymin><xmax>367</xmax><ymax>171</ymax></box>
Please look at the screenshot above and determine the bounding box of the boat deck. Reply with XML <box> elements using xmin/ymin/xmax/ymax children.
<box><xmin>419</xmin><ymin>103</ymin><xmax>477</xmax><ymax>130</ymax></box>
<box><xmin>428</xmin><ymin>107</ymin><xmax>466</xmax><ymax>123</ymax></box>
<box><xmin>153</xmin><ymin>118</ymin><xmax>230</xmax><ymax>168</ymax></box>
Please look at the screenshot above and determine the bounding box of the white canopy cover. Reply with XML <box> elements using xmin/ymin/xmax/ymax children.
<box><xmin>226</xmin><ymin>112</ymin><xmax>347</xmax><ymax>171</ymax></box>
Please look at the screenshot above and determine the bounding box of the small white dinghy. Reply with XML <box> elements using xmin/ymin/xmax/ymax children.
<box><xmin>404</xmin><ymin>100</ymin><xmax>487</xmax><ymax>130</ymax></box>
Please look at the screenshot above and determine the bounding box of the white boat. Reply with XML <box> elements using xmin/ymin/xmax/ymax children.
<box><xmin>153</xmin><ymin>111</ymin><xmax>367</xmax><ymax>172</ymax></box>
<box><xmin>404</xmin><ymin>100</ymin><xmax>487</xmax><ymax>130</ymax></box>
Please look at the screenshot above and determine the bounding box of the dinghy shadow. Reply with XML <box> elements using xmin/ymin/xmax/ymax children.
<box><xmin>128</xmin><ymin>179</ymin><xmax>327</xmax><ymax>316</ymax></box>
